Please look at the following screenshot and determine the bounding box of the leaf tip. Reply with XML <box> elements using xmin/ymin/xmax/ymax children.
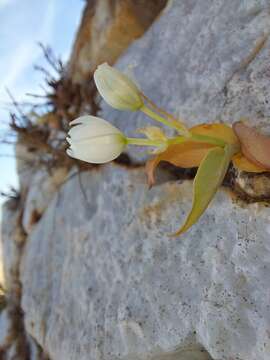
<box><xmin>170</xmin><ymin>223</ymin><xmax>190</xmax><ymax>237</ymax></box>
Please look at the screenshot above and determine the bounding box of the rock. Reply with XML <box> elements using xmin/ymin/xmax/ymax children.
<box><xmin>22</xmin><ymin>167</ymin><xmax>68</xmax><ymax>234</ymax></box>
<box><xmin>1</xmin><ymin>199</ymin><xmax>25</xmax><ymax>292</ymax></box>
<box><xmin>68</xmin><ymin>0</ymin><xmax>167</xmax><ymax>83</ymax></box>
<box><xmin>100</xmin><ymin>0</ymin><xmax>270</xmax><ymax>162</ymax></box>
<box><xmin>27</xmin><ymin>334</ymin><xmax>50</xmax><ymax>360</ymax></box>
<box><xmin>1</xmin><ymin>198</ymin><xmax>46</xmax><ymax>359</ymax></box>
<box><xmin>16</xmin><ymin>141</ymin><xmax>39</xmax><ymax>195</ymax></box>
<box><xmin>234</xmin><ymin>170</ymin><xmax>270</xmax><ymax>201</ymax></box>
<box><xmin>0</xmin><ymin>225</ymin><xmax>5</xmax><ymax>289</ymax></box>
<box><xmin>20</xmin><ymin>164</ymin><xmax>270</xmax><ymax>360</ymax></box>
<box><xmin>0</xmin><ymin>309</ymin><xmax>14</xmax><ymax>350</ymax></box>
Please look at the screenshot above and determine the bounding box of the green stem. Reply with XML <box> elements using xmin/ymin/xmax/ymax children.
<box><xmin>126</xmin><ymin>133</ymin><xmax>231</xmax><ymax>149</ymax></box>
<box><xmin>140</xmin><ymin>105</ymin><xmax>183</xmax><ymax>132</ymax></box>
<box><xmin>140</xmin><ymin>94</ymin><xmax>190</xmax><ymax>136</ymax></box>
<box><xmin>140</xmin><ymin>104</ymin><xmax>227</xmax><ymax>147</ymax></box>
<box><xmin>167</xmin><ymin>137</ymin><xmax>187</xmax><ymax>145</ymax></box>
<box><xmin>190</xmin><ymin>133</ymin><xmax>226</xmax><ymax>147</ymax></box>
<box><xmin>126</xmin><ymin>137</ymin><xmax>165</xmax><ymax>147</ymax></box>
<box><xmin>168</xmin><ymin>134</ymin><xmax>226</xmax><ymax>147</ymax></box>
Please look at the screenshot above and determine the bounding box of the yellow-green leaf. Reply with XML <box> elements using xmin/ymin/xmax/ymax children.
<box><xmin>173</xmin><ymin>145</ymin><xmax>233</xmax><ymax>236</ymax></box>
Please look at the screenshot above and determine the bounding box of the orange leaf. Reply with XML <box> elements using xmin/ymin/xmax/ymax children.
<box><xmin>232</xmin><ymin>153</ymin><xmax>267</xmax><ymax>173</ymax></box>
<box><xmin>191</xmin><ymin>123</ymin><xmax>239</xmax><ymax>145</ymax></box>
<box><xmin>233</xmin><ymin>122</ymin><xmax>270</xmax><ymax>170</ymax></box>
<box><xmin>146</xmin><ymin>141</ymin><xmax>214</xmax><ymax>187</ymax></box>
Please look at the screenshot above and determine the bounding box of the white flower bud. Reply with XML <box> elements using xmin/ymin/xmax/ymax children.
<box><xmin>66</xmin><ymin>115</ymin><xmax>126</xmax><ymax>164</ymax></box>
<box><xmin>94</xmin><ymin>63</ymin><xmax>143</xmax><ymax>111</ymax></box>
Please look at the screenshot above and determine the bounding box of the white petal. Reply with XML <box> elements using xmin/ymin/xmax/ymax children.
<box><xmin>66</xmin><ymin>148</ymin><xmax>74</xmax><ymax>157</ymax></box>
<box><xmin>69</xmin><ymin>115</ymin><xmax>93</xmax><ymax>126</ymax></box>
<box><xmin>66</xmin><ymin>115</ymin><xmax>126</xmax><ymax>164</ymax></box>
<box><xmin>68</xmin><ymin>116</ymin><xmax>122</xmax><ymax>142</ymax></box>
<box><xmin>69</xmin><ymin>134</ymin><xmax>125</xmax><ymax>163</ymax></box>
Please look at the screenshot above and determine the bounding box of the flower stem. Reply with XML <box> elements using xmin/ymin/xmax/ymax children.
<box><xmin>126</xmin><ymin>131</ymin><xmax>229</xmax><ymax>149</ymax></box>
<box><xmin>126</xmin><ymin>137</ymin><xmax>165</xmax><ymax>147</ymax></box>
<box><xmin>167</xmin><ymin>137</ymin><xmax>187</xmax><ymax>145</ymax></box>
<box><xmin>168</xmin><ymin>134</ymin><xmax>226</xmax><ymax>147</ymax></box>
<box><xmin>141</xmin><ymin>94</ymin><xmax>189</xmax><ymax>136</ymax></box>
<box><xmin>190</xmin><ymin>133</ymin><xmax>226</xmax><ymax>147</ymax></box>
<box><xmin>140</xmin><ymin>105</ymin><xmax>185</xmax><ymax>132</ymax></box>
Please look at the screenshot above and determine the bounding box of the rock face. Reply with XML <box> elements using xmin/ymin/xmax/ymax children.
<box><xmin>2</xmin><ymin>0</ymin><xmax>270</xmax><ymax>359</ymax></box>
<box><xmin>100</xmin><ymin>0</ymin><xmax>270</xmax><ymax>162</ymax></box>
<box><xmin>1</xmin><ymin>199</ymin><xmax>49</xmax><ymax>359</ymax></box>
<box><xmin>20</xmin><ymin>165</ymin><xmax>270</xmax><ymax>360</ymax></box>
<box><xmin>68</xmin><ymin>0</ymin><xmax>167</xmax><ymax>83</ymax></box>
<box><xmin>22</xmin><ymin>167</ymin><xmax>68</xmax><ymax>235</ymax></box>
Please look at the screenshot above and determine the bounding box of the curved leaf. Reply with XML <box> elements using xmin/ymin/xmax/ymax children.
<box><xmin>146</xmin><ymin>123</ymin><xmax>240</xmax><ymax>187</ymax></box>
<box><xmin>146</xmin><ymin>141</ymin><xmax>214</xmax><ymax>187</ymax></box>
<box><xmin>173</xmin><ymin>145</ymin><xmax>234</xmax><ymax>236</ymax></box>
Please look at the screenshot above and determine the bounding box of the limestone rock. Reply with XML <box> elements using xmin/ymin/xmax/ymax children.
<box><xmin>235</xmin><ymin>170</ymin><xmax>270</xmax><ymax>201</ymax></box>
<box><xmin>100</xmin><ymin>0</ymin><xmax>270</xmax><ymax>162</ymax></box>
<box><xmin>68</xmin><ymin>0</ymin><xmax>167</xmax><ymax>83</ymax></box>
<box><xmin>0</xmin><ymin>309</ymin><xmax>14</xmax><ymax>351</ymax></box>
<box><xmin>0</xmin><ymin>198</ymin><xmax>34</xmax><ymax>359</ymax></box>
<box><xmin>20</xmin><ymin>165</ymin><xmax>270</xmax><ymax>360</ymax></box>
<box><xmin>22</xmin><ymin>167</ymin><xmax>68</xmax><ymax>234</ymax></box>
<box><xmin>1</xmin><ymin>199</ymin><xmax>25</xmax><ymax>292</ymax></box>
<box><xmin>0</xmin><ymin>226</ymin><xmax>5</xmax><ymax>289</ymax></box>
<box><xmin>16</xmin><ymin>141</ymin><xmax>39</xmax><ymax>195</ymax></box>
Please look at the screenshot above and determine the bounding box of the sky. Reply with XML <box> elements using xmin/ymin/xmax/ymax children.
<box><xmin>0</xmin><ymin>0</ymin><xmax>85</xmax><ymax>211</ymax></box>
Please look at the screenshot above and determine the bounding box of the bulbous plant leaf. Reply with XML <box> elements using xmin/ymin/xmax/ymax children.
<box><xmin>146</xmin><ymin>123</ymin><xmax>239</xmax><ymax>186</ymax></box>
<box><xmin>233</xmin><ymin>122</ymin><xmax>270</xmax><ymax>170</ymax></box>
<box><xmin>173</xmin><ymin>145</ymin><xmax>234</xmax><ymax>236</ymax></box>
<box><xmin>232</xmin><ymin>153</ymin><xmax>267</xmax><ymax>173</ymax></box>
<box><xmin>146</xmin><ymin>141</ymin><xmax>213</xmax><ymax>187</ymax></box>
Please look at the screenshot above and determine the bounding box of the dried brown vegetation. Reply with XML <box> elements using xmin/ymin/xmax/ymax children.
<box><xmin>2</xmin><ymin>44</ymin><xmax>100</xmax><ymax>182</ymax></box>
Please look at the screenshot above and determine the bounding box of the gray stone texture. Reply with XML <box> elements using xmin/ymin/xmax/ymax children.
<box><xmin>22</xmin><ymin>167</ymin><xmax>68</xmax><ymax>235</ymax></box>
<box><xmin>20</xmin><ymin>165</ymin><xmax>270</xmax><ymax>360</ymax></box>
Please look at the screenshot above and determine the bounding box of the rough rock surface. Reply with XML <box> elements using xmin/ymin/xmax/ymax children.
<box><xmin>68</xmin><ymin>0</ymin><xmax>167</xmax><ymax>83</ymax></box>
<box><xmin>101</xmin><ymin>0</ymin><xmax>270</xmax><ymax>162</ymax></box>
<box><xmin>0</xmin><ymin>309</ymin><xmax>13</xmax><ymax>350</ymax></box>
<box><xmin>1</xmin><ymin>199</ymin><xmax>51</xmax><ymax>359</ymax></box>
<box><xmin>16</xmin><ymin>141</ymin><xmax>39</xmax><ymax>195</ymax></box>
<box><xmin>22</xmin><ymin>167</ymin><xmax>68</xmax><ymax>235</ymax></box>
<box><xmin>20</xmin><ymin>165</ymin><xmax>270</xmax><ymax>360</ymax></box>
<box><xmin>2</xmin><ymin>200</ymin><xmax>24</xmax><ymax>291</ymax></box>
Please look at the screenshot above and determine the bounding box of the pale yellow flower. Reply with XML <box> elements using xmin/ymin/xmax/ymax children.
<box><xmin>94</xmin><ymin>63</ymin><xmax>143</xmax><ymax>111</ymax></box>
<box><xmin>66</xmin><ymin>115</ymin><xmax>126</xmax><ymax>164</ymax></box>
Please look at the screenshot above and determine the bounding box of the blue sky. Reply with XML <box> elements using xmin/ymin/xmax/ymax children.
<box><xmin>0</xmin><ymin>0</ymin><xmax>84</xmax><ymax>209</ymax></box>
